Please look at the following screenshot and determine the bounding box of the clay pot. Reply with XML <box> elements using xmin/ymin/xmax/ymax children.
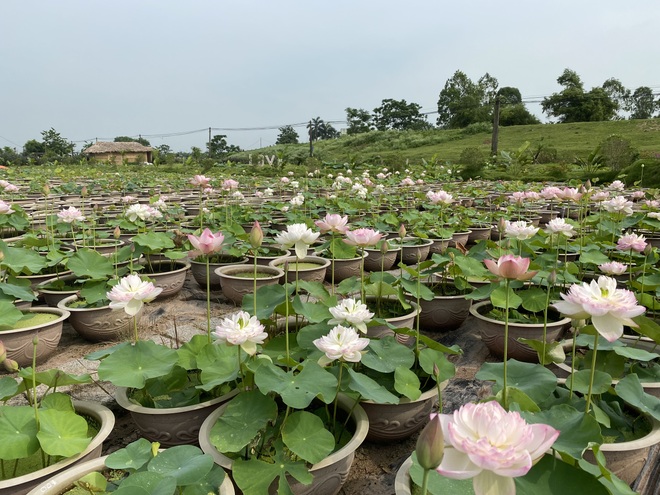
<box><xmin>364</xmin><ymin>245</ymin><xmax>401</xmax><ymax>272</ymax></box>
<box><xmin>190</xmin><ymin>256</ymin><xmax>249</xmax><ymax>290</ymax></box>
<box><xmin>269</xmin><ymin>255</ymin><xmax>331</xmax><ymax>284</ymax></box>
<box><xmin>115</xmin><ymin>386</ymin><xmax>239</xmax><ymax>447</ymax></box>
<box><xmin>325</xmin><ymin>252</ymin><xmax>368</xmax><ymax>283</ymax></box>
<box><xmin>1</xmin><ymin>306</ymin><xmax>69</xmax><ymax>367</ymax></box>
<box><xmin>417</xmin><ymin>290</ymin><xmax>471</xmax><ymax>332</ymax></box>
<box><xmin>57</xmin><ymin>294</ymin><xmax>140</xmax><ymax>342</ymax></box>
<box><xmin>140</xmin><ymin>260</ymin><xmax>190</xmax><ymax>299</ymax></box>
<box><xmin>0</xmin><ymin>401</ymin><xmax>114</xmax><ymax>495</ymax></box>
<box><xmin>470</xmin><ymin>301</ymin><xmax>571</xmax><ymax>363</ymax></box>
<box><xmin>215</xmin><ymin>264</ymin><xmax>284</xmax><ymax>305</ymax></box>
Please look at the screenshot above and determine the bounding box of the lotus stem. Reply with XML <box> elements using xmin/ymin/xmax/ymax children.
<box><xmin>503</xmin><ymin>279</ymin><xmax>510</xmax><ymax>410</ymax></box>
<box><xmin>206</xmin><ymin>257</ymin><xmax>211</xmax><ymax>343</ymax></box>
<box><xmin>584</xmin><ymin>335</ymin><xmax>599</xmax><ymax>417</ymax></box>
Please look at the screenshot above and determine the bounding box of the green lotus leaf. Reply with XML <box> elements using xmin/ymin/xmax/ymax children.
<box><xmin>282</xmin><ymin>410</ymin><xmax>335</xmax><ymax>464</ymax></box>
<box><xmin>37</xmin><ymin>408</ymin><xmax>91</xmax><ymax>457</ymax></box>
<box><xmin>97</xmin><ymin>340</ymin><xmax>179</xmax><ymax>388</ymax></box>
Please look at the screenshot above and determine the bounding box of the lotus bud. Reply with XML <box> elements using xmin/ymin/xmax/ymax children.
<box><xmin>3</xmin><ymin>358</ymin><xmax>18</xmax><ymax>373</ymax></box>
<box><xmin>645</xmin><ymin>243</ymin><xmax>654</xmax><ymax>256</ymax></box>
<box><xmin>249</xmin><ymin>221</ymin><xmax>263</xmax><ymax>249</ymax></box>
<box><xmin>415</xmin><ymin>414</ymin><xmax>444</xmax><ymax>470</ymax></box>
<box><xmin>585</xmin><ymin>179</ymin><xmax>592</xmax><ymax>190</ymax></box>
<box><xmin>114</xmin><ymin>226</ymin><xmax>121</xmax><ymax>239</ymax></box>
<box><xmin>548</xmin><ymin>269</ymin><xmax>557</xmax><ymax>285</ymax></box>
<box><xmin>398</xmin><ymin>224</ymin><xmax>406</xmax><ymax>239</ymax></box>
<box><xmin>498</xmin><ymin>216</ymin><xmax>507</xmax><ymax>233</ymax></box>
<box><xmin>43</xmin><ymin>184</ymin><xmax>50</xmax><ymax>196</ymax></box>
<box><xmin>0</xmin><ymin>340</ymin><xmax>5</xmax><ymax>362</ymax></box>
<box><xmin>81</xmin><ymin>185</ymin><xmax>88</xmax><ymax>197</ymax></box>
<box><xmin>380</xmin><ymin>239</ymin><xmax>390</xmax><ymax>255</ymax></box>
<box><xmin>433</xmin><ymin>363</ymin><xmax>440</xmax><ymax>380</ymax></box>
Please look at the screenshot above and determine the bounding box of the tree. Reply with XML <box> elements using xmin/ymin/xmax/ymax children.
<box><xmin>602</xmin><ymin>78</ymin><xmax>630</xmax><ymax>118</ymax></box>
<box><xmin>316</xmin><ymin>122</ymin><xmax>340</xmax><ymax>140</ymax></box>
<box><xmin>41</xmin><ymin>128</ymin><xmax>75</xmax><ymax>158</ymax></box>
<box><xmin>207</xmin><ymin>134</ymin><xmax>241</xmax><ymax>159</ymax></box>
<box><xmin>23</xmin><ymin>139</ymin><xmax>45</xmax><ymax>156</ymax></box>
<box><xmin>345</xmin><ymin>108</ymin><xmax>372</xmax><ymax>134</ymax></box>
<box><xmin>628</xmin><ymin>86</ymin><xmax>657</xmax><ymax>119</ymax></box>
<box><xmin>276</xmin><ymin>125</ymin><xmax>299</xmax><ymax>145</ymax></box>
<box><xmin>436</xmin><ymin>71</ymin><xmax>498</xmax><ymax>128</ymax></box>
<box><xmin>114</xmin><ymin>136</ymin><xmax>151</xmax><ymax>146</ymax></box>
<box><xmin>372</xmin><ymin>99</ymin><xmax>430</xmax><ymax>131</ymax></box>
<box><xmin>541</xmin><ymin>69</ymin><xmax>620</xmax><ymax>123</ymax></box>
<box><xmin>495</xmin><ymin>87</ymin><xmax>539</xmax><ymax>126</ymax></box>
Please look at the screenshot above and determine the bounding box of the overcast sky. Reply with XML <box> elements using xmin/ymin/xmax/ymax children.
<box><xmin>2</xmin><ymin>1</ymin><xmax>659</xmax><ymax>153</ymax></box>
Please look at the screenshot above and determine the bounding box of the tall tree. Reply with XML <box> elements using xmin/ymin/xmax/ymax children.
<box><xmin>41</xmin><ymin>128</ymin><xmax>75</xmax><ymax>158</ymax></box>
<box><xmin>207</xmin><ymin>134</ymin><xmax>241</xmax><ymax>159</ymax></box>
<box><xmin>541</xmin><ymin>69</ymin><xmax>620</xmax><ymax>122</ymax></box>
<box><xmin>345</xmin><ymin>108</ymin><xmax>372</xmax><ymax>134</ymax></box>
<box><xmin>495</xmin><ymin>87</ymin><xmax>539</xmax><ymax>126</ymax></box>
<box><xmin>436</xmin><ymin>71</ymin><xmax>498</xmax><ymax>128</ymax></box>
<box><xmin>276</xmin><ymin>125</ymin><xmax>299</xmax><ymax>145</ymax></box>
<box><xmin>372</xmin><ymin>99</ymin><xmax>430</xmax><ymax>131</ymax></box>
<box><xmin>628</xmin><ymin>86</ymin><xmax>657</xmax><ymax>119</ymax></box>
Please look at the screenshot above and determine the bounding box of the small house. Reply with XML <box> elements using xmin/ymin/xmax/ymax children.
<box><xmin>84</xmin><ymin>142</ymin><xmax>153</xmax><ymax>164</ymax></box>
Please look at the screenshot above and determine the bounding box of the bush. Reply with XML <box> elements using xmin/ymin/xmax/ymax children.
<box><xmin>598</xmin><ymin>134</ymin><xmax>638</xmax><ymax>171</ymax></box>
<box><xmin>461</xmin><ymin>122</ymin><xmax>492</xmax><ymax>135</ymax></box>
<box><xmin>621</xmin><ymin>159</ymin><xmax>660</xmax><ymax>188</ymax></box>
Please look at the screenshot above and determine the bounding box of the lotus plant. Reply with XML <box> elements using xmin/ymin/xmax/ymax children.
<box><xmin>188</xmin><ymin>228</ymin><xmax>225</xmax><ymax>341</ymax></box>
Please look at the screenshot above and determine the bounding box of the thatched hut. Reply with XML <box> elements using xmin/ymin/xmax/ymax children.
<box><xmin>84</xmin><ymin>142</ymin><xmax>153</xmax><ymax>164</ymax></box>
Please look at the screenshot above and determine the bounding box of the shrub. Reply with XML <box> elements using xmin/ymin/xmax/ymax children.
<box><xmin>597</xmin><ymin>134</ymin><xmax>638</xmax><ymax>171</ymax></box>
<box><xmin>461</xmin><ymin>122</ymin><xmax>492</xmax><ymax>135</ymax></box>
<box><xmin>622</xmin><ymin>159</ymin><xmax>660</xmax><ymax>188</ymax></box>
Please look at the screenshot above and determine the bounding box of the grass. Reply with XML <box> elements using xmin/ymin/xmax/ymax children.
<box><xmin>228</xmin><ymin>118</ymin><xmax>660</xmax><ymax>167</ymax></box>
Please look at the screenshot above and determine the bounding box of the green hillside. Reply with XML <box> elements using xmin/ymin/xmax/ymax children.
<box><xmin>231</xmin><ymin>119</ymin><xmax>660</xmax><ymax>169</ymax></box>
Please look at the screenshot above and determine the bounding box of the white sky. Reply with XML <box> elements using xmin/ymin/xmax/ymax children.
<box><xmin>2</xmin><ymin>1</ymin><xmax>659</xmax><ymax>153</ymax></box>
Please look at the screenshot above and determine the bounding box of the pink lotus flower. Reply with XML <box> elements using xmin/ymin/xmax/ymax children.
<box><xmin>591</xmin><ymin>190</ymin><xmax>610</xmax><ymax>201</ymax></box>
<box><xmin>598</xmin><ymin>261</ymin><xmax>627</xmax><ymax>275</ymax></box>
<box><xmin>315</xmin><ymin>214</ymin><xmax>349</xmax><ymax>234</ymax></box>
<box><xmin>344</xmin><ymin>228</ymin><xmax>383</xmax><ymax>248</ymax></box>
<box><xmin>56</xmin><ymin>206</ymin><xmax>85</xmax><ymax>223</ymax></box>
<box><xmin>435</xmin><ymin>401</ymin><xmax>559</xmax><ymax>495</ymax></box>
<box><xmin>328</xmin><ymin>298</ymin><xmax>374</xmax><ymax>334</ymax></box>
<box><xmin>400</xmin><ymin>177</ymin><xmax>415</xmax><ymax>187</ymax></box>
<box><xmin>190</xmin><ymin>175</ymin><xmax>210</xmax><ymax>188</ymax></box>
<box><xmin>540</xmin><ymin>186</ymin><xmax>562</xmax><ymax>200</ymax></box>
<box><xmin>617</xmin><ymin>232</ymin><xmax>647</xmax><ymax>253</ymax></box>
<box><xmin>313</xmin><ymin>324</ymin><xmax>370</xmax><ymax>365</ymax></box>
<box><xmin>602</xmin><ymin>196</ymin><xmax>634</xmax><ymax>216</ymax></box>
<box><xmin>107</xmin><ymin>274</ymin><xmax>163</xmax><ymax>316</ymax></box>
<box><xmin>0</xmin><ymin>200</ymin><xmax>14</xmax><ymax>215</ymax></box>
<box><xmin>426</xmin><ymin>190</ymin><xmax>454</xmax><ymax>205</ymax></box>
<box><xmin>503</xmin><ymin>220</ymin><xmax>539</xmax><ymax>241</ymax></box>
<box><xmin>187</xmin><ymin>228</ymin><xmax>225</xmax><ymax>258</ymax></box>
<box><xmin>214</xmin><ymin>311</ymin><xmax>268</xmax><ymax>356</ymax></box>
<box><xmin>558</xmin><ymin>187</ymin><xmax>582</xmax><ymax>202</ymax></box>
<box><xmin>553</xmin><ymin>276</ymin><xmax>645</xmax><ymax>342</ymax></box>
<box><xmin>545</xmin><ymin>218</ymin><xmax>575</xmax><ymax>237</ymax></box>
<box><xmin>484</xmin><ymin>254</ymin><xmax>537</xmax><ymax>281</ymax></box>
<box><xmin>222</xmin><ymin>179</ymin><xmax>239</xmax><ymax>190</ymax></box>
<box><xmin>274</xmin><ymin>223</ymin><xmax>320</xmax><ymax>260</ymax></box>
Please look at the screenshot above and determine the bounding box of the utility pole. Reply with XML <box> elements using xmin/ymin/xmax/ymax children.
<box><xmin>208</xmin><ymin>127</ymin><xmax>212</xmax><ymax>150</ymax></box>
<box><xmin>491</xmin><ymin>95</ymin><xmax>500</xmax><ymax>157</ymax></box>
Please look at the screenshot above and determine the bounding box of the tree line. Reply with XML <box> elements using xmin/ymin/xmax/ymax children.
<box><xmin>276</xmin><ymin>68</ymin><xmax>660</xmax><ymax>144</ymax></box>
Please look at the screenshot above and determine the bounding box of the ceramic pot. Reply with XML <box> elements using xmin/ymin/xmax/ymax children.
<box><xmin>0</xmin><ymin>401</ymin><xmax>114</xmax><ymax>495</ymax></box>
<box><xmin>26</xmin><ymin>453</ymin><xmax>235</xmax><ymax>495</ymax></box>
<box><xmin>268</xmin><ymin>255</ymin><xmax>331</xmax><ymax>284</ymax></box>
<box><xmin>449</xmin><ymin>230</ymin><xmax>471</xmax><ymax>248</ymax></box>
<box><xmin>466</xmin><ymin>225</ymin><xmax>492</xmax><ymax>244</ymax></box>
<box><xmin>393</xmin><ymin>455</ymin><xmax>414</xmax><ymax>495</ymax></box>
<box><xmin>1</xmin><ymin>307</ymin><xmax>69</xmax><ymax>367</ymax></box>
<box><xmin>190</xmin><ymin>256</ymin><xmax>249</xmax><ymax>290</ymax></box>
<box><xmin>417</xmin><ymin>289</ymin><xmax>471</xmax><ymax>332</ymax></box>
<box><xmin>428</xmin><ymin>238</ymin><xmax>451</xmax><ymax>256</ymax></box>
<box><xmin>470</xmin><ymin>300</ymin><xmax>572</xmax><ymax>363</ymax></box>
<box><xmin>324</xmin><ymin>252</ymin><xmax>368</xmax><ymax>283</ymax></box>
<box><xmin>214</xmin><ymin>264</ymin><xmax>284</xmax><ymax>305</ymax></box>
<box><xmin>366</xmin><ymin>297</ymin><xmax>419</xmax><ymax>341</ymax></box>
<box><xmin>57</xmin><ymin>294</ymin><xmax>140</xmax><ymax>342</ymax></box>
<box><xmin>245</xmin><ymin>249</ymin><xmax>291</xmax><ymax>267</ymax></box>
<box><xmin>584</xmin><ymin>414</ymin><xmax>660</xmax><ymax>485</ymax></box>
<box><xmin>17</xmin><ymin>268</ymin><xmax>73</xmax><ymax>291</ymax></box>
<box><xmin>360</xmin><ymin>384</ymin><xmax>445</xmax><ymax>443</ymax></box>
<box><xmin>115</xmin><ymin>386</ymin><xmax>240</xmax><ymax>447</ymax></box>
<box><xmin>394</xmin><ymin>237</ymin><xmax>433</xmax><ymax>265</ymax></box>
<box><xmin>140</xmin><ymin>259</ymin><xmax>190</xmax><ymax>299</ymax></box>
<box><xmin>198</xmin><ymin>394</ymin><xmax>369</xmax><ymax>495</ymax></box>
<box><xmin>37</xmin><ymin>273</ymin><xmax>79</xmax><ymax>308</ymax></box>
<box><xmin>364</xmin><ymin>245</ymin><xmax>401</xmax><ymax>272</ymax></box>
<box><xmin>71</xmin><ymin>238</ymin><xmax>125</xmax><ymax>255</ymax></box>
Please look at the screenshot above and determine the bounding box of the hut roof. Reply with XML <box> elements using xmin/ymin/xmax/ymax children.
<box><xmin>85</xmin><ymin>142</ymin><xmax>152</xmax><ymax>154</ymax></box>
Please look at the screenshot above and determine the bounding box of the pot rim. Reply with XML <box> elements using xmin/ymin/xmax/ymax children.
<box><xmin>1</xmin><ymin>306</ymin><xmax>70</xmax><ymax>335</ymax></box>
<box><xmin>115</xmin><ymin>386</ymin><xmax>240</xmax><ymax>415</ymax></box>
<box><xmin>214</xmin><ymin>264</ymin><xmax>285</xmax><ymax>279</ymax></box>
<box><xmin>0</xmin><ymin>400</ymin><xmax>114</xmax><ymax>490</ymax></box>
<box><xmin>198</xmin><ymin>393</ymin><xmax>368</xmax><ymax>472</ymax></box>
<box><xmin>268</xmin><ymin>255</ymin><xmax>332</xmax><ymax>271</ymax></box>
<box><xmin>470</xmin><ymin>300</ymin><xmax>572</xmax><ymax>329</ymax></box>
